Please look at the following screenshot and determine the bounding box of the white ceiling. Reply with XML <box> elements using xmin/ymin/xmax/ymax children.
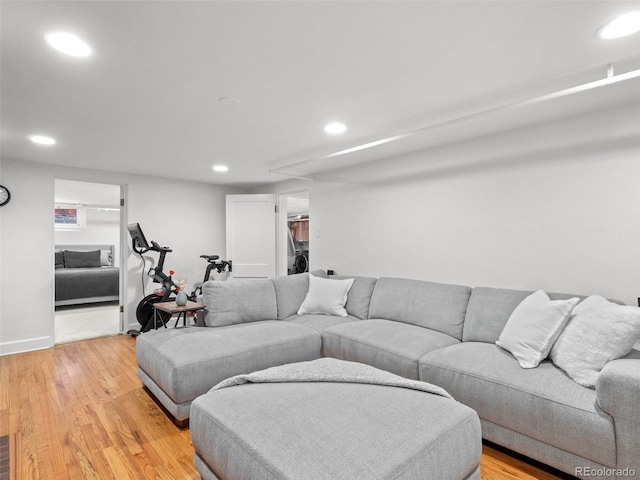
<box><xmin>287</xmin><ymin>192</ymin><xmax>309</xmax><ymax>218</ymax></box>
<box><xmin>55</xmin><ymin>179</ymin><xmax>120</xmax><ymax>207</ymax></box>
<box><xmin>2</xmin><ymin>1</ymin><xmax>640</xmax><ymax>188</ymax></box>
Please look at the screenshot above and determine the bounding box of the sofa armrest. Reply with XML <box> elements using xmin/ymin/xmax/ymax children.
<box><xmin>596</xmin><ymin>352</ymin><xmax>640</xmax><ymax>477</ymax></box>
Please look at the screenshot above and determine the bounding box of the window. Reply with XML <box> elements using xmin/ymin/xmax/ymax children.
<box><xmin>54</xmin><ymin>204</ymin><xmax>86</xmax><ymax>230</ymax></box>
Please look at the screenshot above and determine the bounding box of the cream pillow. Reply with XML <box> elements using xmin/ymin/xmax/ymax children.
<box><xmin>550</xmin><ymin>295</ymin><xmax>640</xmax><ymax>388</ymax></box>
<box><xmin>496</xmin><ymin>290</ymin><xmax>579</xmax><ymax>369</ymax></box>
<box><xmin>297</xmin><ymin>275</ymin><xmax>354</xmax><ymax>317</ymax></box>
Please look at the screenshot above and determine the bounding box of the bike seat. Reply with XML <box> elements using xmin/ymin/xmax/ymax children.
<box><xmin>200</xmin><ymin>255</ymin><xmax>220</xmax><ymax>262</ymax></box>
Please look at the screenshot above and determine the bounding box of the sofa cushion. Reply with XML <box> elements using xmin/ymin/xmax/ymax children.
<box><xmin>323</xmin><ymin>319</ymin><xmax>460</xmax><ymax>380</ymax></box>
<box><xmin>463</xmin><ymin>287</ymin><xmax>586</xmax><ymax>344</ymax></box>
<box><xmin>331</xmin><ymin>275</ymin><xmax>377</xmax><ymax>319</ymax></box>
<box><xmin>271</xmin><ymin>273</ymin><xmax>313</xmax><ymax>320</ymax></box>
<box><xmin>270</xmin><ymin>270</ymin><xmax>327</xmax><ymax>319</ymax></box>
<box><xmin>136</xmin><ymin>321</ymin><xmax>322</xmax><ymax>406</ymax></box>
<box><xmin>285</xmin><ymin>313</ymin><xmax>358</xmax><ymax>334</ymax></box>
<box><xmin>202</xmin><ymin>279</ymin><xmax>277</xmax><ymax>326</ymax></box>
<box><xmin>298</xmin><ymin>275</ymin><xmax>354</xmax><ymax>316</ymax></box>
<box><xmin>496</xmin><ymin>290</ymin><xmax>579</xmax><ymax>369</ymax></box>
<box><xmin>550</xmin><ymin>295</ymin><xmax>640</xmax><ymax>388</ymax></box>
<box><xmin>368</xmin><ymin>278</ymin><xmax>471</xmax><ymax>340</ymax></box>
<box><xmin>419</xmin><ymin>342</ymin><xmax>616</xmax><ymax>467</ymax></box>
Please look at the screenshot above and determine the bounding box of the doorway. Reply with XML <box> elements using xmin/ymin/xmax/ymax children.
<box><xmin>54</xmin><ymin>179</ymin><xmax>123</xmax><ymax>344</ymax></box>
<box><xmin>280</xmin><ymin>191</ymin><xmax>310</xmax><ymax>276</ymax></box>
<box><xmin>226</xmin><ymin>191</ymin><xmax>310</xmax><ymax>278</ymax></box>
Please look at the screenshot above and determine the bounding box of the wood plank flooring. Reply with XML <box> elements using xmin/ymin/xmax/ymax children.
<box><xmin>1</xmin><ymin>335</ymin><xmax>568</xmax><ymax>480</ymax></box>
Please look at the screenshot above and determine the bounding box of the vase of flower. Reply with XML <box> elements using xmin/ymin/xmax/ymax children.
<box><xmin>175</xmin><ymin>290</ymin><xmax>188</xmax><ymax>306</ymax></box>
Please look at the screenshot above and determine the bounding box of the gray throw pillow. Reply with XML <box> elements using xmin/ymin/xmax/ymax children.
<box><xmin>55</xmin><ymin>251</ymin><xmax>65</xmax><ymax>269</ymax></box>
<box><xmin>64</xmin><ymin>250</ymin><xmax>101</xmax><ymax>268</ymax></box>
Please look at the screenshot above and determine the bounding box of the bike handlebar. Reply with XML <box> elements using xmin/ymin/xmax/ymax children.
<box><xmin>151</xmin><ymin>240</ymin><xmax>172</xmax><ymax>253</ymax></box>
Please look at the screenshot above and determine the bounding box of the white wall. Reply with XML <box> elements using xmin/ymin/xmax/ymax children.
<box><xmin>0</xmin><ymin>159</ymin><xmax>243</xmax><ymax>355</ymax></box>
<box><xmin>3</xmin><ymin>102</ymin><xmax>639</xmax><ymax>355</ymax></box>
<box><xmin>309</xmin><ymin>103</ymin><xmax>640</xmax><ymax>306</ymax></box>
<box><xmin>0</xmin><ymin>160</ymin><xmax>55</xmax><ymax>353</ymax></box>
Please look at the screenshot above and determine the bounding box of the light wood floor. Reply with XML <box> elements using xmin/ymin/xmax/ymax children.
<box><xmin>0</xmin><ymin>335</ymin><xmax>569</xmax><ymax>480</ymax></box>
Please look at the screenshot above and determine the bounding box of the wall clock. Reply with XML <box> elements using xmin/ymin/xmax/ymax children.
<box><xmin>0</xmin><ymin>185</ymin><xmax>11</xmax><ymax>206</ymax></box>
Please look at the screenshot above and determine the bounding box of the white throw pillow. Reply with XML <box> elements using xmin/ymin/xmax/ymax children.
<box><xmin>496</xmin><ymin>290</ymin><xmax>579</xmax><ymax>369</ymax></box>
<box><xmin>297</xmin><ymin>275</ymin><xmax>354</xmax><ymax>317</ymax></box>
<box><xmin>550</xmin><ymin>295</ymin><xmax>640</xmax><ymax>388</ymax></box>
<box><xmin>100</xmin><ymin>249</ymin><xmax>113</xmax><ymax>266</ymax></box>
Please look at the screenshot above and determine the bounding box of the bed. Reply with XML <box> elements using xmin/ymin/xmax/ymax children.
<box><xmin>55</xmin><ymin>244</ymin><xmax>120</xmax><ymax>307</ymax></box>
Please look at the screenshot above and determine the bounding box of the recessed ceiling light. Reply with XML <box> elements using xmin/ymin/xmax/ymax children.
<box><xmin>598</xmin><ymin>11</ymin><xmax>640</xmax><ymax>39</ymax></box>
<box><xmin>324</xmin><ymin>122</ymin><xmax>347</xmax><ymax>135</ymax></box>
<box><xmin>29</xmin><ymin>135</ymin><xmax>56</xmax><ymax>145</ymax></box>
<box><xmin>213</xmin><ymin>165</ymin><xmax>229</xmax><ymax>173</ymax></box>
<box><xmin>45</xmin><ymin>32</ymin><xmax>92</xmax><ymax>56</ymax></box>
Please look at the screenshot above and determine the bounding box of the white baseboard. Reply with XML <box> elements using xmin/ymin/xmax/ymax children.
<box><xmin>0</xmin><ymin>336</ymin><xmax>53</xmax><ymax>356</ymax></box>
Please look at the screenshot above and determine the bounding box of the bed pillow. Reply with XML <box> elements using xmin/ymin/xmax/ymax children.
<box><xmin>54</xmin><ymin>251</ymin><xmax>65</xmax><ymax>269</ymax></box>
<box><xmin>64</xmin><ymin>250</ymin><xmax>102</xmax><ymax>268</ymax></box>
<box><xmin>496</xmin><ymin>290</ymin><xmax>579</xmax><ymax>368</ymax></box>
<box><xmin>297</xmin><ymin>274</ymin><xmax>354</xmax><ymax>317</ymax></box>
<box><xmin>100</xmin><ymin>249</ymin><xmax>113</xmax><ymax>266</ymax></box>
<box><xmin>550</xmin><ymin>295</ymin><xmax>640</xmax><ymax>388</ymax></box>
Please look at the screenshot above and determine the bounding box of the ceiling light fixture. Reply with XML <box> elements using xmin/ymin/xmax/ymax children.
<box><xmin>523</xmin><ymin>66</ymin><xmax>640</xmax><ymax>104</ymax></box>
<box><xmin>45</xmin><ymin>32</ymin><xmax>92</xmax><ymax>57</ymax></box>
<box><xmin>324</xmin><ymin>122</ymin><xmax>347</xmax><ymax>135</ymax></box>
<box><xmin>29</xmin><ymin>135</ymin><xmax>56</xmax><ymax>145</ymax></box>
<box><xmin>324</xmin><ymin>134</ymin><xmax>410</xmax><ymax>158</ymax></box>
<box><xmin>598</xmin><ymin>11</ymin><xmax>640</xmax><ymax>39</ymax></box>
<box><xmin>213</xmin><ymin>165</ymin><xmax>229</xmax><ymax>173</ymax></box>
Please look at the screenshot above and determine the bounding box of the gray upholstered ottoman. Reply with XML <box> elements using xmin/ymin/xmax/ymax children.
<box><xmin>190</xmin><ymin>359</ymin><xmax>481</xmax><ymax>480</ymax></box>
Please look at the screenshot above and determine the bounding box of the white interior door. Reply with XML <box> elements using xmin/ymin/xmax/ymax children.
<box><xmin>226</xmin><ymin>194</ymin><xmax>276</xmax><ymax>279</ymax></box>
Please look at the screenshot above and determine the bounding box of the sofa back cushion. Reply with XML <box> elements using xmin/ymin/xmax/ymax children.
<box><xmin>463</xmin><ymin>287</ymin><xmax>588</xmax><ymax>343</ymax></box>
<box><xmin>202</xmin><ymin>279</ymin><xmax>278</xmax><ymax>327</ymax></box>
<box><xmin>271</xmin><ymin>273</ymin><xmax>312</xmax><ymax>320</ymax></box>
<box><xmin>368</xmin><ymin>278</ymin><xmax>471</xmax><ymax>340</ymax></box>
<box><xmin>271</xmin><ymin>271</ymin><xmax>326</xmax><ymax>320</ymax></box>
<box><xmin>331</xmin><ymin>276</ymin><xmax>377</xmax><ymax>319</ymax></box>
<box><xmin>271</xmin><ymin>271</ymin><xmax>376</xmax><ymax>320</ymax></box>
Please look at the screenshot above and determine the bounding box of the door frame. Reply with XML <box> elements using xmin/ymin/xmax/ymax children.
<box><xmin>118</xmin><ymin>185</ymin><xmax>128</xmax><ymax>333</ymax></box>
<box><xmin>52</xmin><ymin>179</ymin><xmax>127</xmax><ymax>340</ymax></box>
<box><xmin>276</xmin><ymin>189</ymin><xmax>309</xmax><ymax>277</ymax></box>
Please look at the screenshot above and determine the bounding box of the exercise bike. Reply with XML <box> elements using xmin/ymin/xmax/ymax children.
<box><xmin>127</xmin><ymin>223</ymin><xmax>231</xmax><ymax>336</ymax></box>
<box><xmin>189</xmin><ymin>255</ymin><xmax>232</xmax><ymax>300</ymax></box>
<box><xmin>127</xmin><ymin>223</ymin><xmax>177</xmax><ymax>336</ymax></box>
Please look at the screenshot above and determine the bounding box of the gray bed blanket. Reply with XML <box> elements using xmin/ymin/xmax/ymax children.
<box><xmin>211</xmin><ymin>358</ymin><xmax>453</xmax><ymax>399</ymax></box>
<box><xmin>55</xmin><ymin>266</ymin><xmax>119</xmax><ymax>302</ymax></box>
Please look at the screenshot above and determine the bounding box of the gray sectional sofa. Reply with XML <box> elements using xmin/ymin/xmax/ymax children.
<box><xmin>136</xmin><ymin>272</ymin><xmax>640</xmax><ymax>480</ymax></box>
